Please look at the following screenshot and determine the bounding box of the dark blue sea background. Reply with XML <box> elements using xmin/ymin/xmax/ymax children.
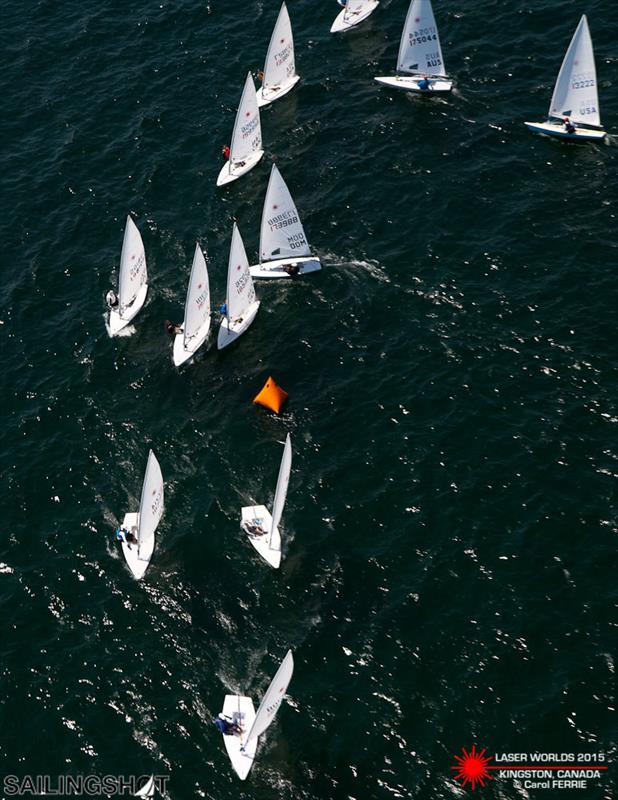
<box><xmin>0</xmin><ymin>0</ymin><xmax>616</xmax><ymax>798</ymax></box>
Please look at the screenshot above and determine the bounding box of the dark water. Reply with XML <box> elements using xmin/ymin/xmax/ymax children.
<box><xmin>1</xmin><ymin>0</ymin><xmax>616</xmax><ymax>798</ymax></box>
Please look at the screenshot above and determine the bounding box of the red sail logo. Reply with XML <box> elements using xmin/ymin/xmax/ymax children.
<box><xmin>451</xmin><ymin>746</ymin><xmax>493</xmax><ymax>790</ymax></box>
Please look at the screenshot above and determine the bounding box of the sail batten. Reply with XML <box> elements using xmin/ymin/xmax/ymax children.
<box><xmin>397</xmin><ymin>0</ymin><xmax>446</xmax><ymax>78</ymax></box>
<box><xmin>244</xmin><ymin>651</ymin><xmax>294</xmax><ymax>746</ymax></box>
<box><xmin>183</xmin><ymin>243</ymin><xmax>210</xmax><ymax>346</ymax></box>
<box><xmin>263</xmin><ymin>3</ymin><xmax>297</xmax><ymax>95</ymax></box>
<box><xmin>226</xmin><ymin>224</ymin><xmax>256</xmax><ymax>322</ymax></box>
<box><xmin>118</xmin><ymin>216</ymin><xmax>147</xmax><ymax>316</ymax></box>
<box><xmin>260</xmin><ymin>165</ymin><xmax>311</xmax><ymax>263</ymax></box>
<box><xmin>548</xmin><ymin>15</ymin><xmax>600</xmax><ymax>127</ymax></box>
<box><xmin>137</xmin><ymin>450</ymin><xmax>164</xmax><ymax>560</ymax></box>
<box><xmin>230</xmin><ymin>73</ymin><xmax>262</xmax><ymax>165</ymax></box>
<box><xmin>271</xmin><ymin>434</ymin><xmax>292</xmax><ymax>539</ymax></box>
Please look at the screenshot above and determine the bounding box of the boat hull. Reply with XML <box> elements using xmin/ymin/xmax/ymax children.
<box><xmin>256</xmin><ymin>75</ymin><xmax>300</xmax><ymax>108</ymax></box>
<box><xmin>217</xmin><ymin>300</ymin><xmax>261</xmax><ymax>350</ymax></box>
<box><xmin>221</xmin><ymin>695</ymin><xmax>257</xmax><ymax>781</ymax></box>
<box><xmin>331</xmin><ymin>0</ymin><xmax>379</xmax><ymax>33</ymax></box>
<box><xmin>249</xmin><ymin>255</ymin><xmax>322</xmax><ymax>280</ymax></box>
<box><xmin>374</xmin><ymin>75</ymin><xmax>453</xmax><ymax>94</ymax></box>
<box><xmin>241</xmin><ymin>504</ymin><xmax>282</xmax><ymax>569</ymax></box>
<box><xmin>217</xmin><ymin>150</ymin><xmax>264</xmax><ymax>187</ymax></box>
<box><xmin>523</xmin><ymin>121</ymin><xmax>606</xmax><ymax>141</ymax></box>
<box><xmin>172</xmin><ymin>319</ymin><xmax>211</xmax><ymax>366</ymax></box>
<box><xmin>120</xmin><ymin>512</ymin><xmax>154</xmax><ymax>580</ymax></box>
<box><xmin>108</xmin><ymin>283</ymin><xmax>148</xmax><ymax>336</ymax></box>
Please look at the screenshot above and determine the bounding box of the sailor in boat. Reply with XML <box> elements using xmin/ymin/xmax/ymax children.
<box><xmin>244</xmin><ymin>520</ymin><xmax>267</xmax><ymax>537</ymax></box>
<box><xmin>257</xmin><ymin>70</ymin><xmax>265</xmax><ymax>82</ymax></box>
<box><xmin>418</xmin><ymin>75</ymin><xmax>433</xmax><ymax>92</ymax></box>
<box><xmin>214</xmin><ymin>714</ymin><xmax>242</xmax><ymax>736</ymax></box>
<box><xmin>563</xmin><ymin>116</ymin><xmax>576</xmax><ymax>134</ymax></box>
<box><xmin>221</xmin><ymin>144</ymin><xmax>231</xmax><ymax>160</ymax></box>
<box><xmin>106</xmin><ymin>290</ymin><xmax>119</xmax><ymax>309</ymax></box>
<box><xmin>116</xmin><ymin>526</ymin><xmax>138</xmax><ymax>548</ymax></box>
<box><xmin>164</xmin><ymin>320</ymin><xmax>182</xmax><ymax>336</ymax></box>
<box><xmin>283</xmin><ymin>264</ymin><xmax>300</xmax><ymax>278</ymax></box>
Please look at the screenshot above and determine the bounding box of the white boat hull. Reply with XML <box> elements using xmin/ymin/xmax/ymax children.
<box><xmin>120</xmin><ymin>512</ymin><xmax>154</xmax><ymax>581</ymax></box>
<box><xmin>374</xmin><ymin>75</ymin><xmax>453</xmax><ymax>94</ymax></box>
<box><xmin>108</xmin><ymin>283</ymin><xmax>148</xmax><ymax>336</ymax></box>
<box><xmin>241</xmin><ymin>504</ymin><xmax>282</xmax><ymax>569</ymax></box>
<box><xmin>256</xmin><ymin>75</ymin><xmax>300</xmax><ymax>108</ymax></box>
<box><xmin>523</xmin><ymin>121</ymin><xmax>606</xmax><ymax>141</ymax></box>
<box><xmin>217</xmin><ymin>150</ymin><xmax>264</xmax><ymax>187</ymax></box>
<box><xmin>331</xmin><ymin>1</ymin><xmax>379</xmax><ymax>33</ymax></box>
<box><xmin>249</xmin><ymin>255</ymin><xmax>322</xmax><ymax>280</ymax></box>
<box><xmin>221</xmin><ymin>695</ymin><xmax>257</xmax><ymax>781</ymax></box>
<box><xmin>217</xmin><ymin>300</ymin><xmax>260</xmax><ymax>350</ymax></box>
<box><xmin>172</xmin><ymin>319</ymin><xmax>211</xmax><ymax>367</ymax></box>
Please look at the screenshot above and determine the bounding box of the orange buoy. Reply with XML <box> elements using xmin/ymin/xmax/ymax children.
<box><xmin>253</xmin><ymin>376</ymin><xmax>288</xmax><ymax>415</ymax></box>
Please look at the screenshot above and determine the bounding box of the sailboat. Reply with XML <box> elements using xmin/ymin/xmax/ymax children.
<box><xmin>241</xmin><ymin>434</ymin><xmax>291</xmax><ymax>569</ymax></box>
<box><xmin>217</xmin><ymin>73</ymin><xmax>264</xmax><ymax>187</ymax></box>
<box><xmin>331</xmin><ymin>0</ymin><xmax>379</xmax><ymax>34</ymax></box>
<box><xmin>524</xmin><ymin>15</ymin><xmax>606</xmax><ymax>141</ymax></box>
<box><xmin>217</xmin><ymin>224</ymin><xmax>261</xmax><ymax>350</ymax></box>
<box><xmin>374</xmin><ymin>0</ymin><xmax>453</xmax><ymax>94</ymax></box>
<box><xmin>173</xmin><ymin>243</ymin><xmax>211</xmax><ymax>367</ymax></box>
<box><xmin>256</xmin><ymin>3</ymin><xmax>300</xmax><ymax>108</ymax></box>
<box><xmin>108</xmin><ymin>215</ymin><xmax>148</xmax><ymax>336</ymax></box>
<box><xmin>249</xmin><ymin>165</ymin><xmax>321</xmax><ymax>280</ymax></box>
<box><xmin>118</xmin><ymin>450</ymin><xmax>164</xmax><ymax>581</ymax></box>
<box><xmin>219</xmin><ymin>650</ymin><xmax>294</xmax><ymax>780</ymax></box>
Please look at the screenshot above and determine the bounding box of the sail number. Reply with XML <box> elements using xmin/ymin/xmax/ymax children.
<box><xmin>408</xmin><ymin>26</ymin><xmax>438</xmax><ymax>46</ymax></box>
<box><xmin>129</xmin><ymin>253</ymin><xmax>146</xmax><ymax>283</ymax></box>
<box><xmin>241</xmin><ymin>115</ymin><xmax>259</xmax><ymax>139</ymax></box>
<box><xmin>287</xmin><ymin>232</ymin><xmax>307</xmax><ymax>249</ymax></box>
<box><xmin>195</xmin><ymin>289</ymin><xmax>208</xmax><ymax>310</ymax></box>
<box><xmin>425</xmin><ymin>51</ymin><xmax>442</xmax><ymax>68</ymax></box>
<box><xmin>268</xmin><ymin>210</ymin><xmax>299</xmax><ymax>230</ymax></box>
<box><xmin>151</xmin><ymin>488</ymin><xmax>163</xmax><ymax>517</ymax></box>
<box><xmin>571</xmin><ymin>79</ymin><xmax>595</xmax><ymax>89</ymax></box>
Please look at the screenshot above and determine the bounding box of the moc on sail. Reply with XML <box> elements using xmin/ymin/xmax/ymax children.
<box><xmin>172</xmin><ymin>243</ymin><xmax>211</xmax><ymax>367</ymax></box>
<box><xmin>115</xmin><ymin>450</ymin><xmax>164</xmax><ymax>580</ymax></box>
<box><xmin>249</xmin><ymin>164</ymin><xmax>321</xmax><ymax>280</ymax></box>
<box><xmin>217</xmin><ymin>73</ymin><xmax>264</xmax><ymax>187</ymax></box>
<box><xmin>524</xmin><ymin>15</ymin><xmax>606</xmax><ymax>141</ymax></box>
<box><xmin>241</xmin><ymin>433</ymin><xmax>292</xmax><ymax>569</ymax></box>
<box><xmin>256</xmin><ymin>3</ymin><xmax>300</xmax><ymax>108</ymax></box>
<box><xmin>107</xmin><ymin>215</ymin><xmax>148</xmax><ymax>336</ymax></box>
<box><xmin>374</xmin><ymin>0</ymin><xmax>453</xmax><ymax>94</ymax></box>
<box><xmin>217</xmin><ymin>224</ymin><xmax>261</xmax><ymax>350</ymax></box>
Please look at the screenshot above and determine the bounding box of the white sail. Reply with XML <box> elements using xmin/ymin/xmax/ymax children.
<box><xmin>397</xmin><ymin>0</ymin><xmax>446</xmax><ymax>78</ymax></box>
<box><xmin>260</xmin><ymin>165</ymin><xmax>311</xmax><ymax>263</ymax></box>
<box><xmin>271</xmin><ymin>434</ymin><xmax>292</xmax><ymax>537</ymax></box>
<box><xmin>244</xmin><ymin>650</ymin><xmax>294</xmax><ymax>746</ymax></box>
<box><xmin>137</xmin><ymin>450</ymin><xmax>164</xmax><ymax>560</ymax></box>
<box><xmin>226</xmin><ymin>224</ymin><xmax>256</xmax><ymax>322</ymax></box>
<box><xmin>118</xmin><ymin>215</ymin><xmax>147</xmax><ymax>316</ymax></box>
<box><xmin>262</xmin><ymin>3</ymin><xmax>297</xmax><ymax>94</ymax></box>
<box><xmin>230</xmin><ymin>73</ymin><xmax>262</xmax><ymax>166</ymax></box>
<box><xmin>549</xmin><ymin>15</ymin><xmax>600</xmax><ymax>127</ymax></box>
<box><xmin>183</xmin><ymin>243</ymin><xmax>210</xmax><ymax>345</ymax></box>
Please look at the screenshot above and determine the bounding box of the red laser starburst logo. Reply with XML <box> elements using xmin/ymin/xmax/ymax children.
<box><xmin>451</xmin><ymin>746</ymin><xmax>493</xmax><ymax>790</ymax></box>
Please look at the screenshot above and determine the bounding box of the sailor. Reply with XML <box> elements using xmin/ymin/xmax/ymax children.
<box><xmin>219</xmin><ymin>302</ymin><xmax>228</xmax><ymax>317</ymax></box>
<box><xmin>164</xmin><ymin>320</ymin><xmax>182</xmax><ymax>336</ymax></box>
<box><xmin>222</xmin><ymin>144</ymin><xmax>231</xmax><ymax>160</ymax></box>
<box><xmin>284</xmin><ymin>264</ymin><xmax>300</xmax><ymax>278</ymax></box>
<box><xmin>214</xmin><ymin>714</ymin><xmax>242</xmax><ymax>736</ymax></box>
<box><xmin>106</xmin><ymin>290</ymin><xmax>119</xmax><ymax>309</ymax></box>
<box><xmin>417</xmin><ymin>75</ymin><xmax>432</xmax><ymax>92</ymax></box>
<box><xmin>563</xmin><ymin>116</ymin><xmax>576</xmax><ymax>134</ymax></box>
<box><xmin>245</xmin><ymin>521</ymin><xmax>266</xmax><ymax>537</ymax></box>
<box><xmin>257</xmin><ymin>70</ymin><xmax>265</xmax><ymax>82</ymax></box>
<box><xmin>116</xmin><ymin>527</ymin><xmax>137</xmax><ymax>548</ymax></box>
